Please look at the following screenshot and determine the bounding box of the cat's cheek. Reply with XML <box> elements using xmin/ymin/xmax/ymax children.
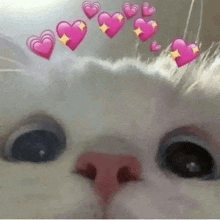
<box><xmin>106</xmin><ymin>182</ymin><xmax>164</xmax><ymax>218</ymax></box>
<box><xmin>106</xmin><ymin>181</ymin><xmax>200</xmax><ymax>218</ymax></box>
<box><xmin>54</xmin><ymin>198</ymin><xmax>104</xmax><ymax>219</ymax></box>
<box><xmin>48</xmin><ymin>175</ymin><xmax>104</xmax><ymax>219</ymax></box>
<box><xmin>0</xmin><ymin>160</ymin><xmax>102</xmax><ymax>219</ymax></box>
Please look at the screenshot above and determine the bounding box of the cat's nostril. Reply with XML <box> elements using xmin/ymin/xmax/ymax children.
<box><xmin>117</xmin><ymin>166</ymin><xmax>139</xmax><ymax>184</ymax></box>
<box><xmin>76</xmin><ymin>164</ymin><xmax>139</xmax><ymax>183</ymax></box>
<box><xmin>76</xmin><ymin>163</ymin><xmax>97</xmax><ymax>180</ymax></box>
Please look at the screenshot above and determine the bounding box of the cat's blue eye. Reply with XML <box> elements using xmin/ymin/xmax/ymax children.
<box><xmin>158</xmin><ymin>135</ymin><xmax>217</xmax><ymax>180</ymax></box>
<box><xmin>11</xmin><ymin>130</ymin><xmax>62</xmax><ymax>162</ymax></box>
<box><xmin>4</xmin><ymin>121</ymin><xmax>66</xmax><ymax>163</ymax></box>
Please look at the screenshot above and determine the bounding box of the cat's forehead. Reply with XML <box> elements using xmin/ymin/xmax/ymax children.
<box><xmin>0</xmin><ymin>51</ymin><xmax>219</xmax><ymax>139</ymax></box>
<box><xmin>0</xmin><ymin>55</ymin><xmax>177</xmax><ymax>138</ymax></box>
<box><xmin>1</xmin><ymin>54</ymin><xmax>178</xmax><ymax>102</ymax></box>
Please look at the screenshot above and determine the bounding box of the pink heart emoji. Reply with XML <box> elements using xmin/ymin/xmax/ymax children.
<box><xmin>26</xmin><ymin>30</ymin><xmax>55</xmax><ymax>60</ymax></box>
<box><xmin>171</xmin><ymin>39</ymin><xmax>200</xmax><ymax>67</ymax></box>
<box><xmin>98</xmin><ymin>12</ymin><xmax>125</xmax><ymax>38</ymax></box>
<box><xmin>32</xmin><ymin>38</ymin><xmax>54</xmax><ymax>59</ymax></box>
<box><xmin>134</xmin><ymin>18</ymin><xmax>158</xmax><ymax>42</ymax></box>
<box><xmin>56</xmin><ymin>20</ymin><xmax>87</xmax><ymax>51</ymax></box>
<box><xmin>122</xmin><ymin>3</ymin><xmax>139</xmax><ymax>19</ymax></box>
<box><xmin>142</xmin><ymin>2</ymin><xmax>156</xmax><ymax>17</ymax></box>
<box><xmin>83</xmin><ymin>1</ymin><xmax>100</xmax><ymax>19</ymax></box>
<box><xmin>28</xmin><ymin>35</ymin><xmax>55</xmax><ymax>53</ymax></box>
<box><xmin>27</xmin><ymin>31</ymin><xmax>55</xmax><ymax>49</ymax></box>
<box><xmin>150</xmin><ymin>41</ymin><xmax>161</xmax><ymax>52</ymax></box>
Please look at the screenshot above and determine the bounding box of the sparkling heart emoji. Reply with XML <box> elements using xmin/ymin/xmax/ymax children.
<box><xmin>122</xmin><ymin>2</ymin><xmax>139</xmax><ymax>19</ymax></box>
<box><xmin>98</xmin><ymin>12</ymin><xmax>125</xmax><ymax>38</ymax></box>
<box><xmin>82</xmin><ymin>1</ymin><xmax>100</xmax><ymax>19</ymax></box>
<box><xmin>26</xmin><ymin>30</ymin><xmax>55</xmax><ymax>60</ymax></box>
<box><xmin>171</xmin><ymin>39</ymin><xmax>200</xmax><ymax>67</ymax></box>
<box><xmin>150</xmin><ymin>41</ymin><xmax>161</xmax><ymax>52</ymax></box>
<box><xmin>134</xmin><ymin>18</ymin><xmax>158</xmax><ymax>42</ymax></box>
<box><xmin>142</xmin><ymin>2</ymin><xmax>156</xmax><ymax>17</ymax></box>
<box><xmin>56</xmin><ymin>20</ymin><xmax>87</xmax><ymax>51</ymax></box>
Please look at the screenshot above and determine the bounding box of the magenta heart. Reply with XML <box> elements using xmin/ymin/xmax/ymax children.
<box><xmin>142</xmin><ymin>2</ymin><xmax>156</xmax><ymax>17</ymax></box>
<box><xmin>83</xmin><ymin>1</ymin><xmax>100</xmax><ymax>19</ymax></box>
<box><xmin>26</xmin><ymin>30</ymin><xmax>55</xmax><ymax>60</ymax></box>
<box><xmin>150</xmin><ymin>41</ymin><xmax>161</xmax><ymax>52</ymax></box>
<box><xmin>29</xmin><ymin>36</ymin><xmax>54</xmax><ymax>52</ymax></box>
<box><xmin>32</xmin><ymin>38</ymin><xmax>54</xmax><ymax>59</ymax></box>
<box><xmin>171</xmin><ymin>39</ymin><xmax>200</xmax><ymax>67</ymax></box>
<box><xmin>56</xmin><ymin>20</ymin><xmax>87</xmax><ymax>51</ymax></box>
<box><xmin>122</xmin><ymin>3</ymin><xmax>139</xmax><ymax>19</ymax></box>
<box><xmin>98</xmin><ymin>12</ymin><xmax>125</xmax><ymax>38</ymax></box>
<box><xmin>27</xmin><ymin>30</ymin><xmax>55</xmax><ymax>49</ymax></box>
<box><xmin>134</xmin><ymin>18</ymin><xmax>158</xmax><ymax>42</ymax></box>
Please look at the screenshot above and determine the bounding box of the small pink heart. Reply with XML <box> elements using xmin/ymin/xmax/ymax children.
<box><xmin>142</xmin><ymin>2</ymin><xmax>156</xmax><ymax>17</ymax></box>
<box><xmin>98</xmin><ymin>12</ymin><xmax>125</xmax><ymax>38</ymax></box>
<box><xmin>26</xmin><ymin>30</ymin><xmax>55</xmax><ymax>60</ymax></box>
<box><xmin>56</xmin><ymin>20</ymin><xmax>87</xmax><ymax>51</ymax></box>
<box><xmin>32</xmin><ymin>38</ymin><xmax>54</xmax><ymax>59</ymax></box>
<box><xmin>27</xmin><ymin>31</ymin><xmax>56</xmax><ymax>49</ymax></box>
<box><xmin>122</xmin><ymin>3</ymin><xmax>139</xmax><ymax>19</ymax></box>
<box><xmin>150</xmin><ymin>41</ymin><xmax>161</xmax><ymax>52</ymax></box>
<box><xmin>29</xmin><ymin>36</ymin><xmax>55</xmax><ymax>52</ymax></box>
<box><xmin>83</xmin><ymin>1</ymin><xmax>100</xmax><ymax>19</ymax></box>
<box><xmin>134</xmin><ymin>18</ymin><xmax>158</xmax><ymax>42</ymax></box>
<box><xmin>171</xmin><ymin>39</ymin><xmax>200</xmax><ymax>67</ymax></box>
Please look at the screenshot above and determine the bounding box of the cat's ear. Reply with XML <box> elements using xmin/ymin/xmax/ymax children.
<box><xmin>0</xmin><ymin>34</ymin><xmax>31</xmax><ymax>70</ymax></box>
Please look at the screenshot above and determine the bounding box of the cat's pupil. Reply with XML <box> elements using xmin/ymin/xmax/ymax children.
<box><xmin>11</xmin><ymin>130</ymin><xmax>61</xmax><ymax>163</ymax></box>
<box><xmin>171</xmin><ymin>152</ymin><xmax>202</xmax><ymax>175</ymax></box>
<box><xmin>164</xmin><ymin>142</ymin><xmax>214</xmax><ymax>178</ymax></box>
<box><xmin>186</xmin><ymin>161</ymin><xmax>200</xmax><ymax>172</ymax></box>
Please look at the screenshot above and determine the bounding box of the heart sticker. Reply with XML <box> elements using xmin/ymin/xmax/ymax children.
<box><xmin>26</xmin><ymin>30</ymin><xmax>55</xmax><ymax>60</ymax></box>
<box><xmin>56</xmin><ymin>20</ymin><xmax>87</xmax><ymax>51</ymax></box>
<box><xmin>150</xmin><ymin>41</ymin><xmax>161</xmax><ymax>52</ymax></box>
<box><xmin>122</xmin><ymin>2</ymin><xmax>139</xmax><ymax>19</ymax></box>
<box><xmin>171</xmin><ymin>39</ymin><xmax>200</xmax><ymax>67</ymax></box>
<box><xmin>98</xmin><ymin>12</ymin><xmax>125</xmax><ymax>38</ymax></box>
<box><xmin>82</xmin><ymin>1</ymin><xmax>100</xmax><ymax>19</ymax></box>
<box><xmin>142</xmin><ymin>2</ymin><xmax>156</xmax><ymax>17</ymax></box>
<box><xmin>134</xmin><ymin>18</ymin><xmax>158</xmax><ymax>42</ymax></box>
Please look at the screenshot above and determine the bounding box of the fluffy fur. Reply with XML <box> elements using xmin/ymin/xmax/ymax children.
<box><xmin>0</xmin><ymin>0</ymin><xmax>220</xmax><ymax>218</ymax></box>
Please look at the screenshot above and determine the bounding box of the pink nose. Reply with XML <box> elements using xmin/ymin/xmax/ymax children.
<box><xmin>75</xmin><ymin>152</ymin><xmax>142</xmax><ymax>203</ymax></box>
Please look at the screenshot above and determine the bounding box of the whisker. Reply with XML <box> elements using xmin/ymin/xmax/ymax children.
<box><xmin>183</xmin><ymin>0</ymin><xmax>195</xmax><ymax>40</ymax></box>
<box><xmin>0</xmin><ymin>69</ymin><xmax>23</xmax><ymax>72</ymax></box>
<box><xmin>0</xmin><ymin>56</ymin><xmax>26</xmax><ymax>68</ymax></box>
<box><xmin>195</xmin><ymin>0</ymin><xmax>203</xmax><ymax>43</ymax></box>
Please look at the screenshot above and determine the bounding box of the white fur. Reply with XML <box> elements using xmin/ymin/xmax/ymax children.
<box><xmin>0</xmin><ymin>0</ymin><xmax>220</xmax><ymax>218</ymax></box>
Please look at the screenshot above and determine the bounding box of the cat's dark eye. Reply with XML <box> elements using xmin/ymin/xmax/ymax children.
<box><xmin>10</xmin><ymin>130</ymin><xmax>63</xmax><ymax>162</ymax></box>
<box><xmin>4</xmin><ymin>121</ymin><xmax>66</xmax><ymax>163</ymax></box>
<box><xmin>163</xmin><ymin>142</ymin><xmax>214</xmax><ymax>178</ymax></box>
<box><xmin>158</xmin><ymin>135</ymin><xmax>216</xmax><ymax>180</ymax></box>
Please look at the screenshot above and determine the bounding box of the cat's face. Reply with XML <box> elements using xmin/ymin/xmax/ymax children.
<box><xmin>1</xmin><ymin>0</ymin><xmax>220</xmax><ymax>218</ymax></box>
<box><xmin>1</xmin><ymin>43</ymin><xmax>220</xmax><ymax>218</ymax></box>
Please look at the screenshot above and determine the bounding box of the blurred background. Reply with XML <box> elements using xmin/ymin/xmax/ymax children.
<box><xmin>0</xmin><ymin>0</ymin><xmax>219</xmax><ymax>62</ymax></box>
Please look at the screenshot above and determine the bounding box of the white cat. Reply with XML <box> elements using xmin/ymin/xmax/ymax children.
<box><xmin>0</xmin><ymin>0</ymin><xmax>220</xmax><ymax>218</ymax></box>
